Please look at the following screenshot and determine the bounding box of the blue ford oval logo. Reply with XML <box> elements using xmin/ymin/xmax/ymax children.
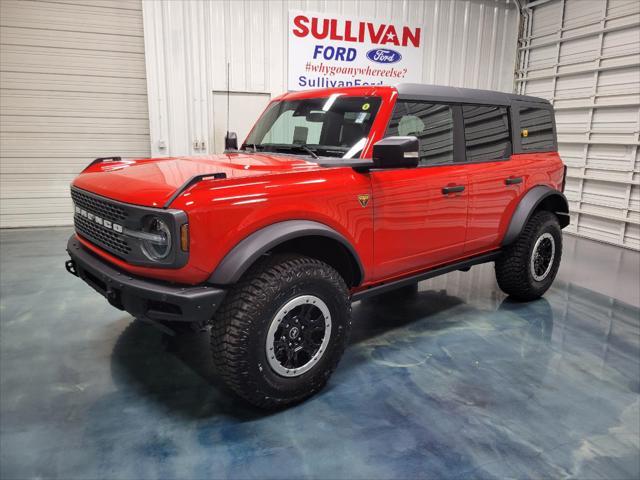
<box><xmin>366</xmin><ymin>48</ymin><xmax>402</xmax><ymax>64</ymax></box>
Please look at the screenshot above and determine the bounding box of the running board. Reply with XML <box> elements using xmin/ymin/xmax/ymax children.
<box><xmin>351</xmin><ymin>250</ymin><xmax>502</xmax><ymax>301</ymax></box>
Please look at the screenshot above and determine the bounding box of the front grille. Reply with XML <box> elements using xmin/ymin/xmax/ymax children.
<box><xmin>70</xmin><ymin>186</ymin><xmax>187</xmax><ymax>268</ymax></box>
<box><xmin>71</xmin><ymin>188</ymin><xmax>127</xmax><ymax>222</ymax></box>
<box><xmin>75</xmin><ymin>214</ymin><xmax>131</xmax><ymax>256</ymax></box>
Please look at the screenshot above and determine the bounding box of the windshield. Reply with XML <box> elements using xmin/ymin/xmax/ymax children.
<box><xmin>243</xmin><ymin>95</ymin><xmax>382</xmax><ymax>159</ymax></box>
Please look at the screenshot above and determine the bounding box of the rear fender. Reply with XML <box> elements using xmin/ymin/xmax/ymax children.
<box><xmin>502</xmin><ymin>185</ymin><xmax>570</xmax><ymax>246</ymax></box>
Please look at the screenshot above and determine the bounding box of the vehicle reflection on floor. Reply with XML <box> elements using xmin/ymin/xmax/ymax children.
<box><xmin>0</xmin><ymin>228</ymin><xmax>638</xmax><ymax>479</ymax></box>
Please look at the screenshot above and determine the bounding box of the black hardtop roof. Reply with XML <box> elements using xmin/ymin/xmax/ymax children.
<box><xmin>396</xmin><ymin>83</ymin><xmax>550</xmax><ymax>107</ymax></box>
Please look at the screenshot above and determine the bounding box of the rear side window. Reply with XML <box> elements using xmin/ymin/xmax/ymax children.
<box><xmin>462</xmin><ymin>105</ymin><xmax>511</xmax><ymax>162</ymax></box>
<box><xmin>519</xmin><ymin>107</ymin><xmax>555</xmax><ymax>151</ymax></box>
<box><xmin>386</xmin><ymin>101</ymin><xmax>454</xmax><ymax>165</ymax></box>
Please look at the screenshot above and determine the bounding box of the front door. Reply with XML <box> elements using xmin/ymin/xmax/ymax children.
<box><xmin>371</xmin><ymin>101</ymin><xmax>469</xmax><ymax>281</ymax></box>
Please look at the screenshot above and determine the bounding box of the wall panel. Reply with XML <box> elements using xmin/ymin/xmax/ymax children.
<box><xmin>517</xmin><ymin>0</ymin><xmax>640</xmax><ymax>249</ymax></box>
<box><xmin>0</xmin><ymin>0</ymin><xmax>150</xmax><ymax>228</ymax></box>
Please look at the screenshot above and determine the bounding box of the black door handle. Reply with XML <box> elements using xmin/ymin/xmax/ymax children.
<box><xmin>505</xmin><ymin>176</ymin><xmax>523</xmax><ymax>185</ymax></box>
<box><xmin>442</xmin><ymin>185</ymin><xmax>465</xmax><ymax>195</ymax></box>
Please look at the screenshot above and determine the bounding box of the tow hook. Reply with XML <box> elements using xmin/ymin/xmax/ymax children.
<box><xmin>65</xmin><ymin>259</ymin><xmax>78</xmax><ymax>277</ymax></box>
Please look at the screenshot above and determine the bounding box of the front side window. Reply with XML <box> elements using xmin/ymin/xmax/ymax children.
<box><xmin>519</xmin><ymin>107</ymin><xmax>555</xmax><ymax>151</ymax></box>
<box><xmin>243</xmin><ymin>96</ymin><xmax>381</xmax><ymax>159</ymax></box>
<box><xmin>386</xmin><ymin>101</ymin><xmax>454</xmax><ymax>165</ymax></box>
<box><xmin>463</xmin><ymin>105</ymin><xmax>511</xmax><ymax>162</ymax></box>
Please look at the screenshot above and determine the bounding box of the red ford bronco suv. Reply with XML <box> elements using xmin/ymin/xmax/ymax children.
<box><xmin>65</xmin><ymin>84</ymin><xmax>569</xmax><ymax>408</ymax></box>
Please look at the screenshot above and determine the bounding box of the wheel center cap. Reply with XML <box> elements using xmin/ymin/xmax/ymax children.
<box><xmin>289</xmin><ymin>326</ymin><xmax>300</xmax><ymax>339</ymax></box>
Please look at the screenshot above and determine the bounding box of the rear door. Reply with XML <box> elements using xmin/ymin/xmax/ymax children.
<box><xmin>461</xmin><ymin>104</ymin><xmax>525</xmax><ymax>254</ymax></box>
<box><xmin>371</xmin><ymin>101</ymin><xmax>469</xmax><ymax>281</ymax></box>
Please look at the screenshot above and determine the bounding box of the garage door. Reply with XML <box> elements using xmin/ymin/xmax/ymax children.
<box><xmin>0</xmin><ymin>0</ymin><xmax>150</xmax><ymax>228</ymax></box>
<box><xmin>516</xmin><ymin>0</ymin><xmax>640</xmax><ymax>249</ymax></box>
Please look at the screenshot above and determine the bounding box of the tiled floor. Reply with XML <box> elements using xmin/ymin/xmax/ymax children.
<box><xmin>1</xmin><ymin>228</ymin><xmax>638</xmax><ymax>479</ymax></box>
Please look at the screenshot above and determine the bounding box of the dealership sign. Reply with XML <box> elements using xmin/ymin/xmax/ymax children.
<box><xmin>288</xmin><ymin>10</ymin><xmax>424</xmax><ymax>91</ymax></box>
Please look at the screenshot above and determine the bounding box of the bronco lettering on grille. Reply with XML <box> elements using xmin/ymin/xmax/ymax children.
<box><xmin>75</xmin><ymin>206</ymin><xmax>123</xmax><ymax>233</ymax></box>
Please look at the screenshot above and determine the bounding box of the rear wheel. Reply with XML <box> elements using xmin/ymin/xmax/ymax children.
<box><xmin>211</xmin><ymin>254</ymin><xmax>351</xmax><ymax>408</ymax></box>
<box><xmin>495</xmin><ymin>210</ymin><xmax>562</xmax><ymax>301</ymax></box>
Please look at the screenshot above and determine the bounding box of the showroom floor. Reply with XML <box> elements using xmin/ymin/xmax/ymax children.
<box><xmin>1</xmin><ymin>228</ymin><xmax>638</xmax><ymax>479</ymax></box>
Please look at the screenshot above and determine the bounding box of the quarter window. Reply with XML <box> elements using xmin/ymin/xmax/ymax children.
<box><xmin>386</xmin><ymin>101</ymin><xmax>454</xmax><ymax>165</ymax></box>
<box><xmin>519</xmin><ymin>107</ymin><xmax>555</xmax><ymax>151</ymax></box>
<box><xmin>463</xmin><ymin>105</ymin><xmax>511</xmax><ymax>162</ymax></box>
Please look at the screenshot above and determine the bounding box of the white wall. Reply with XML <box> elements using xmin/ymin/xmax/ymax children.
<box><xmin>516</xmin><ymin>0</ymin><xmax>640</xmax><ymax>250</ymax></box>
<box><xmin>0</xmin><ymin>0</ymin><xmax>150</xmax><ymax>228</ymax></box>
<box><xmin>142</xmin><ymin>0</ymin><xmax>520</xmax><ymax>157</ymax></box>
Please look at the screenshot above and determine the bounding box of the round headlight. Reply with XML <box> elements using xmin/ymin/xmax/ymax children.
<box><xmin>141</xmin><ymin>216</ymin><xmax>172</xmax><ymax>261</ymax></box>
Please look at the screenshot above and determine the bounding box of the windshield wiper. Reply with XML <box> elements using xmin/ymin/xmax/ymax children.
<box><xmin>255</xmin><ymin>143</ymin><xmax>320</xmax><ymax>159</ymax></box>
<box><xmin>292</xmin><ymin>144</ymin><xmax>319</xmax><ymax>159</ymax></box>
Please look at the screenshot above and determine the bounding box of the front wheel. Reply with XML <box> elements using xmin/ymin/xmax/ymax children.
<box><xmin>495</xmin><ymin>210</ymin><xmax>562</xmax><ymax>301</ymax></box>
<box><xmin>211</xmin><ymin>254</ymin><xmax>351</xmax><ymax>408</ymax></box>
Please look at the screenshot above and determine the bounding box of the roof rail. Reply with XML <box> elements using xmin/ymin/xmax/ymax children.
<box><xmin>163</xmin><ymin>173</ymin><xmax>227</xmax><ymax>209</ymax></box>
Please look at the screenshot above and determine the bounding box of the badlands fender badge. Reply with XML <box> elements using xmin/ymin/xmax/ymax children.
<box><xmin>358</xmin><ymin>194</ymin><xmax>370</xmax><ymax>208</ymax></box>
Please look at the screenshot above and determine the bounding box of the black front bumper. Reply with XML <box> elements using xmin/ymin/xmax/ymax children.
<box><xmin>66</xmin><ymin>236</ymin><xmax>226</xmax><ymax>324</ymax></box>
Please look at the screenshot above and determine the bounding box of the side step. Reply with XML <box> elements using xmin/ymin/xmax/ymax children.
<box><xmin>351</xmin><ymin>250</ymin><xmax>501</xmax><ymax>301</ymax></box>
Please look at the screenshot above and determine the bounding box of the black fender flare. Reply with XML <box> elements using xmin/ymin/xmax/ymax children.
<box><xmin>502</xmin><ymin>185</ymin><xmax>570</xmax><ymax>246</ymax></box>
<box><xmin>208</xmin><ymin>220</ymin><xmax>365</xmax><ymax>285</ymax></box>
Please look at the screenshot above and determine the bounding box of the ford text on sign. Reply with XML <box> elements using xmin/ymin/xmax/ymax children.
<box><xmin>288</xmin><ymin>10</ymin><xmax>424</xmax><ymax>91</ymax></box>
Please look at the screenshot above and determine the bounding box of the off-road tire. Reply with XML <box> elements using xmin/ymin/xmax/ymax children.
<box><xmin>495</xmin><ymin>210</ymin><xmax>562</xmax><ymax>301</ymax></box>
<box><xmin>211</xmin><ymin>254</ymin><xmax>351</xmax><ymax>409</ymax></box>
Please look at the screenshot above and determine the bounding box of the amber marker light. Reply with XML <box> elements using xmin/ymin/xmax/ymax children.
<box><xmin>180</xmin><ymin>224</ymin><xmax>189</xmax><ymax>252</ymax></box>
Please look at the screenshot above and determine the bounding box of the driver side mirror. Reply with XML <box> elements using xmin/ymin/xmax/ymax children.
<box><xmin>225</xmin><ymin>131</ymin><xmax>238</xmax><ymax>150</ymax></box>
<box><xmin>372</xmin><ymin>136</ymin><xmax>419</xmax><ymax>169</ymax></box>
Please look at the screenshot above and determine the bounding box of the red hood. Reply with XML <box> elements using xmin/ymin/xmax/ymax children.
<box><xmin>72</xmin><ymin>153</ymin><xmax>320</xmax><ymax>207</ymax></box>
